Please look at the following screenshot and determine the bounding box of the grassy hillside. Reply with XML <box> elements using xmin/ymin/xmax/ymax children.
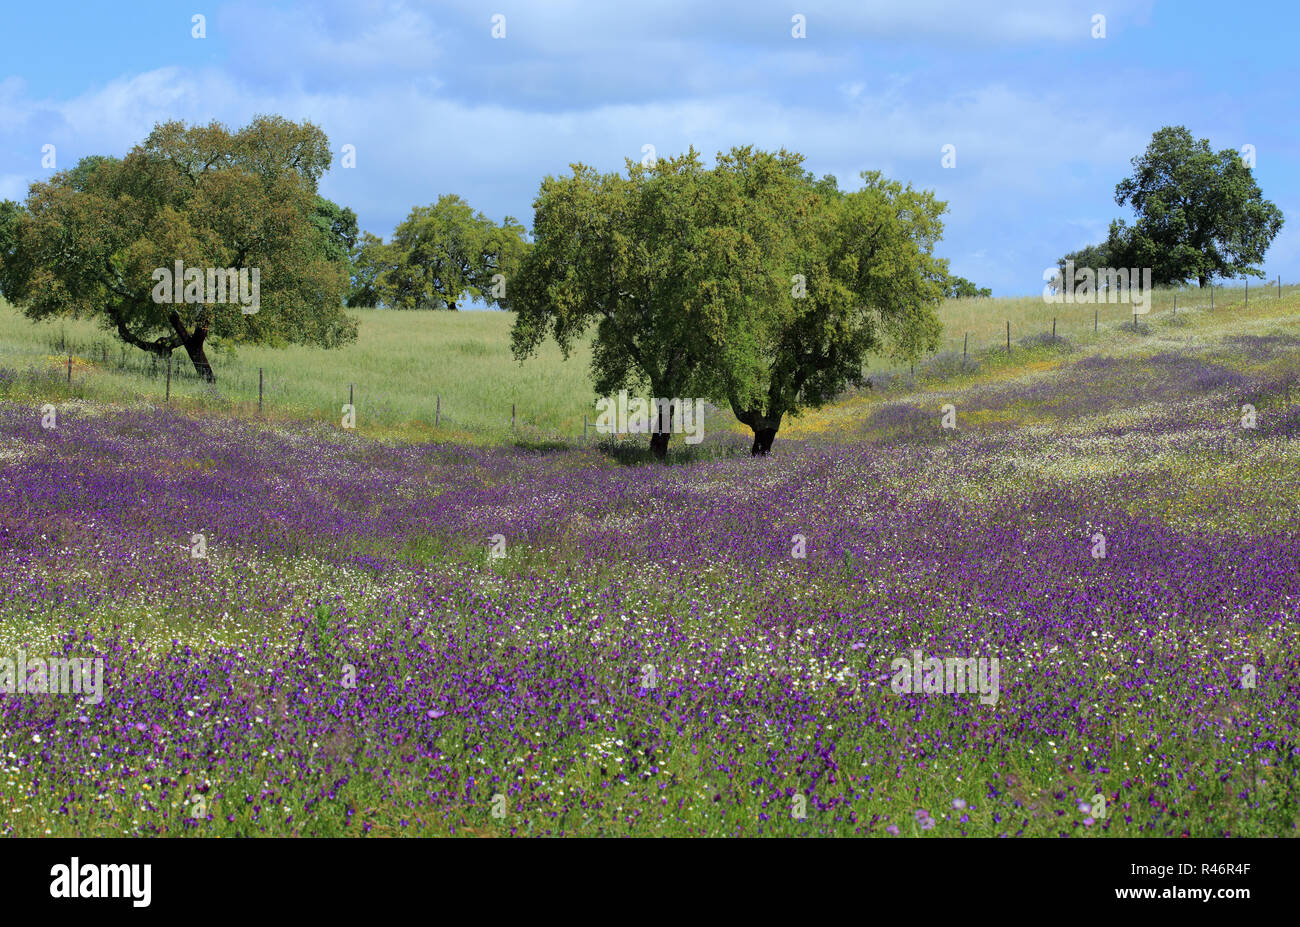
<box><xmin>0</xmin><ymin>303</ymin><xmax>599</xmax><ymax>443</ymax></box>
<box><xmin>1</xmin><ymin>281</ymin><xmax>1295</xmax><ymax>443</ymax></box>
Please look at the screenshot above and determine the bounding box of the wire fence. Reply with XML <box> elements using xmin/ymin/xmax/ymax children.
<box><xmin>922</xmin><ymin>277</ymin><xmax>1295</xmax><ymax>368</ymax></box>
<box><xmin>0</xmin><ymin>333</ymin><xmax>593</xmax><ymax>442</ymax></box>
<box><xmin>1</xmin><ymin>278</ymin><xmax>1293</xmax><ymax>439</ymax></box>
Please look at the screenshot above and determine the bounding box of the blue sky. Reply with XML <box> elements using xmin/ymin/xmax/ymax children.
<box><xmin>1</xmin><ymin>0</ymin><xmax>1296</xmax><ymax>296</ymax></box>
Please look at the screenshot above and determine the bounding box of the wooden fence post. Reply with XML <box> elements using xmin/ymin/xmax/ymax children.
<box><xmin>1006</xmin><ymin>320</ymin><xmax>1010</xmax><ymax>353</ymax></box>
<box><xmin>67</xmin><ymin>351</ymin><xmax>72</xmax><ymax>384</ymax></box>
<box><xmin>435</xmin><ymin>395</ymin><xmax>440</xmax><ymax>428</ymax></box>
<box><xmin>166</xmin><ymin>355</ymin><xmax>171</xmax><ymax>402</ymax></box>
<box><xmin>258</xmin><ymin>368</ymin><xmax>263</xmax><ymax>415</ymax></box>
<box><xmin>962</xmin><ymin>331</ymin><xmax>968</xmax><ymax>368</ymax></box>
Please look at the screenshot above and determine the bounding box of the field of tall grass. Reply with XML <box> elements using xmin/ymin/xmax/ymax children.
<box><xmin>0</xmin><ymin>302</ymin><xmax>598</xmax><ymax>443</ymax></box>
<box><xmin>1</xmin><ymin>281</ymin><xmax>1294</xmax><ymax>445</ymax></box>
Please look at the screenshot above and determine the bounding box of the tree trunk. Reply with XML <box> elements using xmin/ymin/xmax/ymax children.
<box><xmin>731</xmin><ymin>400</ymin><xmax>783</xmax><ymax>457</ymax></box>
<box><xmin>750</xmin><ymin>428</ymin><xmax>777</xmax><ymax>456</ymax></box>
<box><xmin>647</xmin><ymin>395</ymin><xmax>675</xmax><ymax>461</ymax></box>
<box><xmin>166</xmin><ymin>311</ymin><xmax>216</xmax><ymax>383</ymax></box>
<box><xmin>1198</xmin><ymin>274</ymin><xmax>1209</xmax><ymax>288</ymax></box>
<box><xmin>183</xmin><ymin>328</ymin><xmax>216</xmax><ymax>383</ymax></box>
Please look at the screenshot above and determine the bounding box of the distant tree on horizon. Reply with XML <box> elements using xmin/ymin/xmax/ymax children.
<box><xmin>1055</xmin><ymin>126</ymin><xmax>1283</xmax><ymax>289</ymax></box>
<box><xmin>351</xmin><ymin>195</ymin><xmax>529</xmax><ymax>311</ymax></box>
<box><xmin>943</xmin><ymin>275</ymin><xmax>992</xmax><ymax>299</ymax></box>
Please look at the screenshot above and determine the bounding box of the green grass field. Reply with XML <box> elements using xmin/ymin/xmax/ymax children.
<box><xmin>1</xmin><ymin>280</ymin><xmax>1294</xmax><ymax>444</ymax></box>
<box><xmin>0</xmin><ymin>302</ymin><xmax>599</xmax><ymax>443</ymax></box>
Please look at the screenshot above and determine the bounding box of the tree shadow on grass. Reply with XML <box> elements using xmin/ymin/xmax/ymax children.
<box><xmin>593</xmin><ymin>434</ymin><xmax>751</xmax><ymax>467</ymax></box>
<box><xmin>507</xmin><ymin>436</ymin><xmax>572</xmax><ymax>454</ymax></box>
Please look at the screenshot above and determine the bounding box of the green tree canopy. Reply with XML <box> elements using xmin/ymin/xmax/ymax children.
<box><xmin>1058</xmin><ymin>126</ymin><xmax>1283</xmax><ymax>288</ymax></box>
<box><xmin>512</xmin><ymin>146</ymin><xmax>948</xmax><ymax>457</ymax></box>
<box><xmin>1051</xmin><ymin>240</ymin><xmax>1116</xmax><ymax>292</ymax></box>
<box><xmin>511</xmin><ymin>150</ymin><xmax>723</xmax><ymax>457</ymax></box>
<box><xmin>0</xmin><ymin>116</ymin><xmax>357</xmax><ymax>381</ymax></box>
<box><xmin>311</xmin><ymin>195</ymin><xmax>359</xmax><ymax>267</ymax></box>
<box><xmin>718</xmin><ymin>160</ymin><xmax>947</xmax><ymax>453</ymax></box>
<box><xmin>358</xmin><ymin>195</ymin><xmax>529</xmax><ymax>310</ymax></box>
<box><xmin>346</xmin><ymin>231</ymin><xmax>389</xmax><ymax>308</ymax></box>
<box><xmin>0</xmin><ymin>198</ymin><xmax>27</xmax><ymax>301</ymax></box>
<box><xmin>943</xmin><ymin>275</ymin><xmax>992</xmax><ymax>299</ymax></box>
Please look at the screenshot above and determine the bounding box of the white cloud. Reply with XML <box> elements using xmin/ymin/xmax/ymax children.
<box><xmin>31</xmin><ymin>68</ymin><xmax>231</xmax><ymax>159</ymax></box>
<box><xmin>433</xmin><ymin>0</ymin><xmax>1154</xmax><ymax>47</ymax></box>
<box><xmin>0</xmin><ymin>62</ymin><xmax>1156</xmax><ymax>295</ymax></box>
<box><xmin>220</xmin><ymin>0</ymin><xmax>446</xmax><ymax>89</ymax></box>
<box><xmin>0</xmin><ymin>0</ymin><xmax>1272</xmax><ymax>295</ymax></box>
